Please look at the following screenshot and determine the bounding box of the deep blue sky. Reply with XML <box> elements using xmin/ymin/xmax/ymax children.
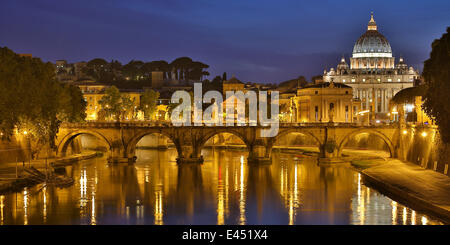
<box><xmin>1</xmin><ymin>0</ymin><xmax>448</xmax><ymax>83</ymax></box>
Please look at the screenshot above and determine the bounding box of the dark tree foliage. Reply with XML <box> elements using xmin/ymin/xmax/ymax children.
<box><xmin>0</xmin><ymin>47</ymin><xmax>86</xmax><ymax>152</ymax></box>
<box><xmin>82</xmin><ymin>57</ymin><xmax>210</xmax><ymax>83</ymax></box>
<box><xmin>422</xmin><ymin>28</ymin><xmax>450</xmax><ymax>143</ymax></box>
<box><xmin>311</xmin><ymin>75</ymin><xmax>323</xmax><ymax>84</ymax></box>
<box><xmin>203</xmin><ymin>76</ymin><xmax>223</xmax><ymax>93</ymax></box>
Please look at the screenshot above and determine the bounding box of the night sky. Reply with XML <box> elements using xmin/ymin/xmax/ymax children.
<box><xmin>1</xmin><ymin>0</ymin><xmax>449</xmax><ymax>83</ymax></box>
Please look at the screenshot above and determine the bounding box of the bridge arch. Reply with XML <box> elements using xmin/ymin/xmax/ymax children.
<box><xmin>198</xmin><ymin>129</ymin><xmax>251</xmax><ymax>153</ymax></box>
<box><xmin>337</xmin><ymin>128</ymin><xmax>394</xmax><ymax>157</ymax></box>
<box><xmin>57</xmin><ymin>130</ymin><xmax>112</xmax><ymax>157</ymax></box>
<box><xmin>126</xmin><ymin>130</ymin><xmax>180</xmax><ymax>159</ymax></box>
<box><xmin>268</xmin><ymin>128</ymin><xmax>323</xmax><ymax>150</ymax></box>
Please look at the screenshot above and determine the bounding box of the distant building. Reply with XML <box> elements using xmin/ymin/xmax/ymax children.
<box><xmin>54</xmin><ymin>60</ymin><xmax>90</xmax><ymax>83</ymax></box>
<box><xmin>278</xmin><ymin>91</ymin><xmax>297</xmax><ymax>123</ymax></box>
<box><xmin>151</xmin><ymin>70</ymin><xmax>164</xmax><ymax>88</ymax></box>
<box><xmin>222</xmin><ymin>76</ymin><xmax>245</xmax><ymax>94</ymax></box>
<box><xmin>74</xmin><ymin>81</ymin><xmax>143</xmax><ymax>121</ymax></box>
<box><xmin>295</xmin><ymin>82</ymin><xmax>356</xmax><ymax>123</ymax></box>
<box><xmin>323</xmin><ymin>13</ymin><xmax>419</xmax><ymax>120</ymax></box>
<box><xmin>390</xmin><ymin>86</ymin><xmax>433</xmax><ymax>125</ymax></box>
<box><xmin>222</xmin><ymin>76</ymin><xmax>247</xmax><ymax>123</ymax></box>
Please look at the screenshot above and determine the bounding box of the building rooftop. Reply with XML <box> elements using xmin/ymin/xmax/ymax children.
<box><xmin>303</xmin><ymin>82</ymin><xmax>352</xmax><ymax>89</ymax></box>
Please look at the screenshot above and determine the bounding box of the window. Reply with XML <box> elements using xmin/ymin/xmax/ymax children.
<box><xmin>315</xmin><ymin>106</ymin><xmax>319</xmax><ymax>122</ymax></box>
<box><xmin>362</xmin><ymin>78</ymin><xmax>366</xmax><ymax>82</ymax></box>
<box><xmin>315</xmin><ymin>91</ymin><xmax>318</xmax><ymax>95</ymax></box>
<box><xmin>345</xmin><ymin>91</ymin><xmax>349</xmax><ymax>94</ymax></box>
<box><xmin>388</xmin><ymin>78</ymin><xmax>392</xmax><ymax>82</ymax></box>
<box><xmin>351</xmin><ymin>78</ymin><xmax>355</xmax><ymax>82</ymax></box>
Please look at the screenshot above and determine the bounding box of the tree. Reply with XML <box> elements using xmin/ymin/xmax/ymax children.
<box><xmin>204</xmin><ymin>76</ymin><xmax>223</xmax><ymax>93</ymax></box>
<box><xmin>59</xmin><ymin>84</ymin><xmax>87</xmax><ymax>122</ymax></box>
<box><xmin>311</xmin><ymin>75</ymin><xmax>323</xmax><ymax>84</ymax></box>
<box><xmin>188</xmin><ymin>61</ymin><xmax>209</xmax><ymax>81</ymax></box>
<box><xmin>123</xmin><ymin>60</ymin><xmax>144</xmax><ymax>80</ymax></box>
<box><xmin>422</xmin><ymin>27</ymin><xmax>450</xmax><ymax>143</ymax></box>
<box><xmin>98</xmin><ymin>86</ymin><xmax>122</xmax><ymax>121</ymax></box>
<box><xmin>296</xmin><ymin>76</ymin><xmax>308</xmax><ymax>87</ymax></box>
<box><xmin>0</xmin><ymin>47</ymin><xmax>86</xmax><ymax>155</ymax></box>
<box><xmin>140</xmin><ymin>89</ymin><xmax>160</xmax><ymax>120</ymax></box>
<box><xmin>82</xmin><ymin>58</ymin><xmax>108</xmax><ymax>80</ymax></box>
<box><xmin>152</xmin><ymin>60</ymin><xmax>170</xmax><ymax>80</ymax></box>
<box><xmin>120</xmin><ymin>95</ymin><xmax>136</xmax><ymax>120</ymax></box>
<box><xmin>170</xmin><ymin>57</ymin><xmax>193</xmax><ymax>80</ymax></box>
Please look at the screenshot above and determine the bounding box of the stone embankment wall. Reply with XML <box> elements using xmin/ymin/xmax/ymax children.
<box><xmin>0</xmin><ymin>136</ymin><xmax>82</xmax><ymax>165</ymax></box>
<box><xmin>399</xmin><ymin>127</ymin><xmax>450</xmax><ymax>176</ymax></box>
<box><xmin>0</xmin><ymin>137</ymin><xmax>28</xmax><ymax>164</ymax></box>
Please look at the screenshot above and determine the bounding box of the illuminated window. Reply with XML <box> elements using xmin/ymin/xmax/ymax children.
<box><xmin>388</xmin><ymin>78</ymin><xmax>392</xmax><ymax>82</ymax></box>
<box><xmin>351</xmin><ymin>79</ymin><xmax>355</xmax><ymax>82</ymax></box>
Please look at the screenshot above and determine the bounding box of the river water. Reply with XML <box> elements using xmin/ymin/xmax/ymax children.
<box><xmin>0</xmin><ymin>148</ymin><xmax>443</xmax><ymax>225</ymax></box>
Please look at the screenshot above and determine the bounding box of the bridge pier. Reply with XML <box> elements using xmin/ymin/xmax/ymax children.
<box><xmin>318</xmin><ymin>126</ymin><xmax>342</xmax><ymax>163</ymax></box>
<box><xmin>108</xmin><ymin>138</ymin><xmax>135</xmax><ymax>164</ymax></box>
<box><xmin>248</xmin><ymin>143</ymin><xmax>272</xmax><ymax>165</ymax></box>
<box><xmin>176</xmin><ymin>145</ymin><xmax>204</xmax><ymax>164</ymax></box>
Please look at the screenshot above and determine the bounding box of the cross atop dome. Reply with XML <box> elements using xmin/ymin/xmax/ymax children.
<box><xmin>368</xmin><ymin>12</ymin><xmax>377</xmax><ymax>31</ymax></box>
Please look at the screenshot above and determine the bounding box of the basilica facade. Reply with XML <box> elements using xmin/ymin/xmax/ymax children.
<box><xmin>323</xmin><ymin>13</ymin><xmax>420</xmax><ymax>119</ymax></box>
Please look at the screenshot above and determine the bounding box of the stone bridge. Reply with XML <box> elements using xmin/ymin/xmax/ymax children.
<box><xmin>55</xmin><ymin>122</ymin><xmax>405</xmax><ymax>164</ymax></box>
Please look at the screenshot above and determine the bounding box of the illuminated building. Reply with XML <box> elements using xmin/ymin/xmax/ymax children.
<box><xmin>74</xmin><ymin>81</ymin><xmax>143</xmax><ymax>121</ymax></box>
<box><xmin>295</xmin><ymin>82</ymin><xmax>357</xmax><ymax>123</ymax></box>
<box><xmin>323</xmin><ymin>13</ymin><xmax>419</xmax><ymax>120</ymax></box>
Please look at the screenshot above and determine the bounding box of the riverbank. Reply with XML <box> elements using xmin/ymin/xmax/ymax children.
<box><xmin>356</xmin><ymin>159</ymin><xmax>450</xmax><ymax>224</ymax></box>
<box><xmin>0</xmin><ymin>151</ymin><xmax>99</xmax><ymax>193</ymax></box>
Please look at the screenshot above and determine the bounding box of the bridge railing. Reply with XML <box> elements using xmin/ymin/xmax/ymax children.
<box><xmin>60</xmin><ymin>120</ymin><xmax>409</xmax><ymax>129</ymax></box>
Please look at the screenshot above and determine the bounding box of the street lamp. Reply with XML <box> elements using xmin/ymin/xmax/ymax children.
<box><xmin>22</xmin><ymin>130</ymin><xmax>31</xmax><ymax>167</ymax></box>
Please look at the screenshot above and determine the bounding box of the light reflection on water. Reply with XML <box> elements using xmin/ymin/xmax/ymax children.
<box><xmin>0</xmin><ymin>148</ymin><xmax>444</xmax><ymax>225</ymax></box>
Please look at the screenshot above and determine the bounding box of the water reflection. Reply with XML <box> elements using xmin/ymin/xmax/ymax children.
<box><xmin>0</xmin><ymin>148</ymin><xmax>444</xmax><ymax>225</ymax></box>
